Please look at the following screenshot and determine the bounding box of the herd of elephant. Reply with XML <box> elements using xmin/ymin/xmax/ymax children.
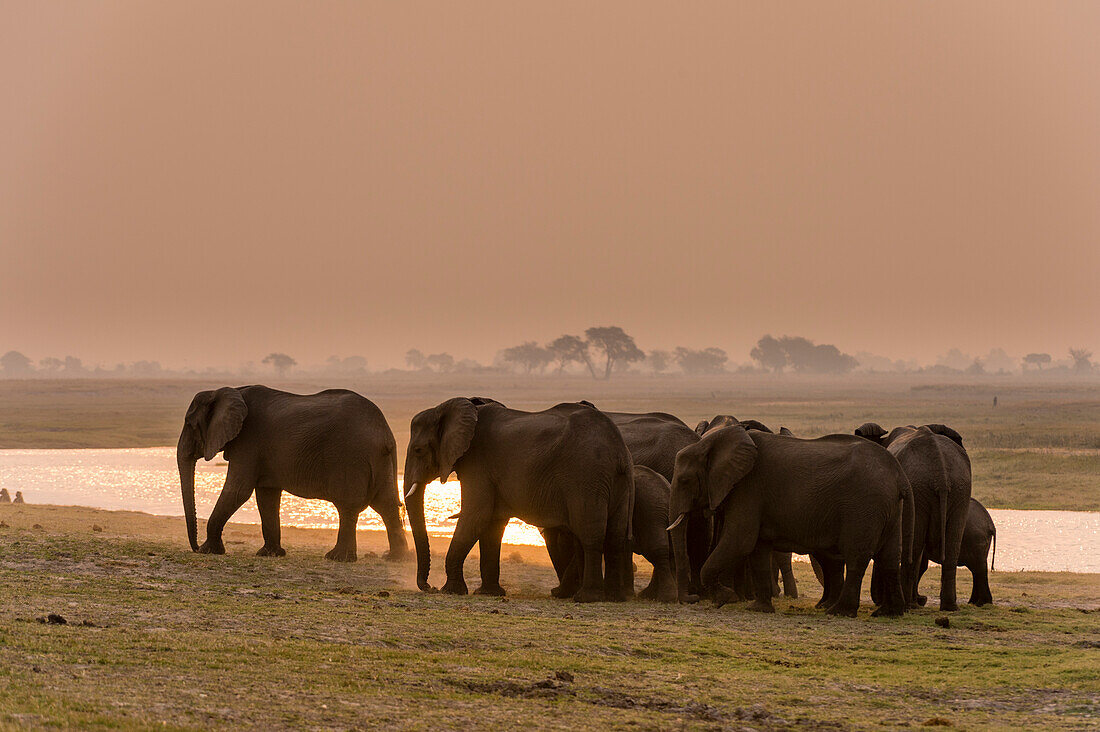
<box><xmin>177</xmin><ymin>385</ymin><xmax>997</xmax><ymax>618</ymax></box>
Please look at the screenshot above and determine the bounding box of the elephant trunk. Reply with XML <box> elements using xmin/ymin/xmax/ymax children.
<box><xmin>177</xmin><ymin>430</ymin><xmax>200</xmax><ymax>552</ymax></box>
<box><xmin>403</xmin><ymin>480</ymin><xmax>432</xmax><ymax>590</ymax></box>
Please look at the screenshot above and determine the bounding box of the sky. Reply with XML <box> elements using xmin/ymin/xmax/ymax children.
<box><xmin>2</xmin><ymin>2</ymin><xmax>1098</xmax><ymax>369</ymax></box>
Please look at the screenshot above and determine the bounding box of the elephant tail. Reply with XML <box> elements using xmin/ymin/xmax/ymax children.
<box><xmin>900</xmin><ymin>477</ymin><xmax>915</xmax><ymax>566</ymax></box>
<box><xmin>990</xmin><ymin>525</ymin><xmax>996</xmax><ymax>572</ymax></box>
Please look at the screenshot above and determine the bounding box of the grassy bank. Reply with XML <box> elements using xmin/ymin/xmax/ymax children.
<box><xmin>1</xmin><ymin>505</ymin><xmax>1097</xmax><ymax>729</ymax></box>
<box><xmin>2</xmin><ymin>376</ymin><xmax>1099</xmax><ymax>510</ymax></box>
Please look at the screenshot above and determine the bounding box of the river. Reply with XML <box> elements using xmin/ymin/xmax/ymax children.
<box><xmin>1</xmin><ymin>448</ymin><xmax>1097</xmax><ymax>572</ymax></box>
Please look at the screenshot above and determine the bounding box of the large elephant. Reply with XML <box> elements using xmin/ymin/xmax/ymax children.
<box><xmin>854</xmin><ymin>422</ymin><xmax>972</xmax><ymax>611</ymax></box>
<box><xmin>177</xmin><ymin>386</ymin><xmax>408</xmax><ymax>562</ymax></box>
<box><xmin>915</xmin><ymin>497</ymin><xmax>996</xmax><ymax>606</ymax></box>
<box><xmin>402</xmin><ymin>398</ymin><xmax>634</xmax><ymax>602</ymax></box>
<box><xmin>668</xmin><ymin>424</ymin><xmax>914</xmax><ymax>617</ymax></box>
<box><xmin>694</xmin><ymin>415</ymin><xmax>798</xmax><ymax>600</ymax></box>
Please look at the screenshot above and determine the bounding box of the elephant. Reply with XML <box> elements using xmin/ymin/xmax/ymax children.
<box><xmin>668</xmin><ymin>423</ymin><xmax>914</xmax><ymax>617</ymax></box>
<box><xmin>0</xmin><ymin>488</ymin><xmax>9</xmax><ymax>503</ymax></box>
<box><xmin>545</xmin><ymin>465</ymin><xmax>677</xmax><ymax>602</ymax></box>
<box><xmin>693</xmin><ymin>415</ymin><xmax>798</xmax><ymax>601</ymax></box>
<box><xmin>402</xmin><ymin>398</ymin><xmax>634</xmax><ymax>602</ymax></box>
<box><xmin>177</xmin><ymin>385</ymin><xmax>408</xmax><ymax>562</ymax></box>
<box><xmin>915</xmin><ymin>497</ymin><xmax>996</xmax><ymax>606</ymax></box>
<box><xmin>13</xmin><ymin>491</ymin><xmax>24</xmax><ymax>504</ymax></box>
<box><xmin>854</xmin><ymin>422</ymin><xmax>972</xmax><ymax>611</ymax></box>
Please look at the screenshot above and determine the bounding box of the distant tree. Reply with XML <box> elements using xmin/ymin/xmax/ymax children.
<box><xmin>584</xmin><ymin>326</ymin><xmax>644</xmax><ymax>380</ymax></box>
<box><xmin>547</xmin><ymin>335</ymin><xmax>595</xmax><ymax>377</ymax></box>
<box><xmin>750</xmin><ymin>335</ymin><xmax>788</xmax><ymax>374</ymax></box>
<box><xmin>674</xmin><ymin>347</ymin><xmax>728</xmax><ymax>375</ymax></box>
<box><xmin>262</xmin><ymin>352</ymin><xmax>297</xmax><ymax>376</ymax></box>
<box><xmin>131</xmin><ymin>360</ymin><xmax>162</xmax><ymax>376</ymax></box>
<box><xmin>39</xmin><ymin>357</ymin><xmax>63</xmax><ymax>373</ymax></box>
<box><xmin>1069</xmin><ymin>348</ymin><xmax>1094</xmax><ymax>374</ymax></box>
<box><xmin>0</xmin><ymin>351</ymin><xmax>34</xmax><ymax>377</ymax></box>
<box><xmin>982</xmin><ymin>348</ymin><xmax>1016</xmax><ymax>374</ymax></box>
<box><xmin>425</xmin><ymin>353</ymin><xmax>455</xmax><ymax>373</ymax></box>
<box><xmin>965</xmin><ymin>358</ymin><xmax>986</xmax><ymax>375</ymax></box>
<box><xmin>647</xmin><ymin>349</ymin><xmax>673</xmax><ymax>374</ymax></box>
<box><xmin>937</xmin><ymin>348</ymin><xmax>972</xmax><ymax>371</ymax></box>
<box><xmin>326</xmin><ymin>355</ymin><xmax>367</xmax><ymax>373</ymax></box>
<box><xmin>500</xmin><ymin>342</ymin><xmax>553</xmax><ymax>374</ymax></box>
<box><xmin>62</xmin><ymin>356</ymin><xmax>85</xmax><ymax>375</ymax></box>
<box><xmin>405</xmin><ymin>349</ymin><xmax>426</xmax><ymax>370</ymax></box>
<box><xmin>1022</xmin><ymin>353</ymin><xmax>1051</xmax><ymax>371</ymax></box>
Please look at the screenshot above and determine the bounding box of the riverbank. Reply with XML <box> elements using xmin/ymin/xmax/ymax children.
<box><xmin>1</xmin><ymin>504</ymin><xmax>1098</xmax><ymax>729</ymax></box>
<box><xmin>3</xmin><ymin>377</ymin><xmax>1100</xmax><ymax>511</ymax></box>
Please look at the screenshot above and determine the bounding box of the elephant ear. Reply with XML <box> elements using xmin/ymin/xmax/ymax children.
<box><xmin>738</xmin><ymin>419</ymin><xmax>773</xmax><ymax>433</ymax></box>
<box><xmin>694</xmin><ymin>419</ymin><xmax>711</xmax><ymax>436</ymax></box>
<box><xmin>705</xmin><ymin>425</ymin><xmax>759</xmax><ymax>511</ymax></box>
<box><xmin>854</xmin><ymin>422</ymin><xmax>887</xmax><ymax>443</ymax></box>
<box><xmin>779</xmin><ymin>427</ymin><xmax>794</xmax><ymax>436</ymax></box>
<box><xmin>201</xmin><ymin>387</ymin><xmax>247</xmax><ymax>461</ymax></box>
<box><xmin>923</xmin><ymin>423</ymin><xmax>964</xmax><ymax>448</ymax></box>
<box><xmin>437</xmin><ymin>397</ymin><xmax>478</xmax><ymax>480</ymax></box>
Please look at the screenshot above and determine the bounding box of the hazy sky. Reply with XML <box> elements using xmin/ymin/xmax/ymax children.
<box><xmin>2</xmin><ymin>2</ymin><xmax>1098</xmax><ymax>369</ymax></box>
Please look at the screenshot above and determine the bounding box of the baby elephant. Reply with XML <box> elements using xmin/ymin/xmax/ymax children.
<box><xmin>177</xmin><ymin>385</ymin><xmax>408</xmax><ymax>562</ymax></box>
<box><xmin>545</xmin><ymin>466</ymin><xmax>677</xmax><ymax>603</ymax></box>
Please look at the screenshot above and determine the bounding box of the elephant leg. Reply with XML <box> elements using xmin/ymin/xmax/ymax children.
<box><xmin>573</xmin><ymin>539</ymin><xmax>606</xmax><ymax>603</ymax></box>
<box><xmin>201</xmin><ymin>467</ymin><xmax>255</xmax><ymax>554</ymax></box>
<box><xmin>372</xmin><ymin>495</ymin><xmax>409</xmax><ymax>561</ymax></box>
<box><xmin>914</xmin><ymin>555</ymin><xmax>930</xmax><ymax>606</ymax></box>
<box><xmin>870</xmin><ymin>522</ymin><xmax>907</xmax><ymax>618</ymax></box>
<box><xmin>602</xmin><ymin>536</ymin><xmax>632</xmax><ymax>603</ymax></box>
<box><xmin>827</xmin><ymin>552</ymin><xmax>872</xmax><ymax>618</ymax></box>
<box><xmin>810</xmin><ymin>555</ymin><xmax>825</xmax><ymax>586</ymax></box>
<box><xmin>812</xmin><ymin>555</ymin><xmax>844</xmax><ymax>609</ymax></box>
<box><xmin>939</xmin><ymin>510</ymin><xmax>967</xmax><ymax>612</ymax></box>
<box><xmin>700</xmin><ymin>521</ymin><xmax>757</xmax><ymax>608</ymax></box>
<box><xmin>442</xmin><ymin>513</ymin><xmax>486</xmax><ymax>595</ymax></box>
<box><xmin>968</xmin><ymin>561</ymin><xmax>993</xmax><ymax>606</ymax></box>
<box><xmin>556</xmin><ymin>534</ymin><xmax>584</xmax><ymax>599</ymax></box>
<box><xmin>474</xmin><ymin>519</ymin><xmax>508</xmax><ymax>596</ymax></box>
<box><xmin>640</xmin><ymin>548</ymin><xmax>677</xmax><ymax>604</ymax></box>
<box><xmin>746</xmin><ymin>545</ymin><xmax>777</xmax><ymax>613</ymax></box>
<box><xmin>776</xmin><ymin>552</ymin><xmax>797</xmax><ymax>598</ymax></box>
<box><xmin>769</xmin><ymin>554</ymin><xmax>782</xmax><ymax>598</ymax></box>
<box><xmin>326</xmin><ymin>505</ymin><xmax>361</xmax><ymax>562</ymax></box>
<box><xmin>254</xmin><ymin>487</ymin><xmax>286</xmax><ymax>557</ymax></box>
<box><xmin>686</xmin><ymin>510</ymin><xmax>710</xmax><ymax>596</ymax></box>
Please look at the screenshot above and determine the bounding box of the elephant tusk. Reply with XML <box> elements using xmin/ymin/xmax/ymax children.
<box><xmin>447</xmin><ymin>512</ymin><xmax>461</xmax><ymax>520</ymax></box>
<box><xmin>667</xmin><ymin>513</ymin><xmax>686</xmax><ymax>532</ymax></box>
<box><xmin>403</xmin><ymin>482</ymin><xmax>422</xmax><ymax>501</ymax></box>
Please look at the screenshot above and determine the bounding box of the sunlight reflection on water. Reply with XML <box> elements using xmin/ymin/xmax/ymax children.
<box><xmin>1</xmin><ymin>447</ymin><xmax>1097</xmax><ymax>572</ymax></box>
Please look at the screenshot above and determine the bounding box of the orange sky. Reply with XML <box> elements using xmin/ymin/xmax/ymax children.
<box><xmin>2</xmin><ymin>2</ymin><xmax>1098</xmax><ymax>368</ymax></box>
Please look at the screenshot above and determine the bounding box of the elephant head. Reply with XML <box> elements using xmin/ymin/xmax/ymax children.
<box><xmin>854</xmin><ymin>422</ymin><xmax>888</xmax><ymax>445</ymax></box>
<box><xmin>667</xmin><ymin>424</ymin><xmax>758</xmax><ymax>600</ymax></box>
<box><xmin>696</xmin><ymin>415</ymin><xmax>771</xmax><ymax>436</ymax></box>
<box><xmin>178</xmin><ymin>387</ymin><xmax>247</xmax><ymax>551</ymax></box>
<box><xmin>778</xmin><ymin>427</ymin><xmax>794</xmax><ymax>436</ymax></box>
<box><xmin>402</xmin><ymin>397</ymin><xmax>481</xmax><ymax>591</ymax></box>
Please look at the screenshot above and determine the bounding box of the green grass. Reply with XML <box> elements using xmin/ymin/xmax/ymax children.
<box><xmin>1</xmin><ymin>507</ymin><xmax>1098</xmax><ymax>729</ymax></box>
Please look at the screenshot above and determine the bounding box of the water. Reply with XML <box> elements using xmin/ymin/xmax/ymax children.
<box><xmin>1</xmin><ymin>447</ymin><xmax>1097</xmax><ymax>573</ymax></box>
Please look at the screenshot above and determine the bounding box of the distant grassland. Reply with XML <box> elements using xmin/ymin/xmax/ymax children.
<box><xmin>0</xmin><ymin>505</ymin><xmax>1097</xmax><ymax>730</ymax></box>
<box><xmin>1</xmin><ymin>375</ymin><xmax>1098</xmax><ymax>510</ymax></box>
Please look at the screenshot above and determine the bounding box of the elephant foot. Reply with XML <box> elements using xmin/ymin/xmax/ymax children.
<box><xmin>939</xmin><ymin>601</ymin><xmax>960</xmax><ymax>612</ymax></box>
<box><xmin>871</xmin><ymin>604</ymin><xmax>905</xmax><ymax>618</ymax></box>
<box><xmin>712</xmin><ymin>586</ymin><xmax>738</xmax><ymax>609</ymax></box>
<box><xmin>656</xmin><ymin>585</ymin><xmax>678</xmax><ymax>604</ymax></box>
<box><xmin>383</xmin><ymin>547</ymin><xmax>410</xmax><ymax>562</ymax></box>
<box><xmin>550</xmin><ymin>585</ymin><xmax>573</xmax><ymax>599</ymax></box>
<box><xmin>637</xmin><ymin>582</ymin><xmax>657</xmax><ymax>600</ymax></box>
<box><xmin>473</xmin><ymin>584</ymin><xmax>506</xmax><ymax>597</ymax></box>
<box><xmin>784</xmin><ymin>589</ymin><xmax>798</xmax><ymax>599</ymax></box>
<box><xmin>256</xmin><ymin>545</ymin><xmax>286</xmax><ymax>557</ymax></box>
<box><xmin>915</xmin><ymin>593</ymin><xmax>928</xmax><ymax>607</ymax></box>
<box><xmin>968</xmin><ymin>595</ymin><xmax>992</xmax><ymax>607</ymax></box>
<box><xmin>197</xmin><ymin>540</ymin><xmax>225</xmax><ymax>555</ymax></box>
<box><xmin>678</xmin><ymin>592</ymin><xmax>701</xmax><ymax>605</ymax></box>
<box><xmin>825</xmin><ymin>602</ymin><xmax>859</xmax><ymax>618</ymax></box>
<box><xmin>574</xmin><ymin>587</ymin><xmax>605</xmax><ymax>603</ymax></box>
<box><xmin>747</xmin><ymin>600</ymin><xmax>776</xmax><ymax>614</ymax></box>
<box><xmin>441</xmin><ymin>578</ymin><xmax>469</xmax><ymax>595</ymax></box>
<box><xmin>325</xmin><ymin>546</ymin><xmax>358</xmax><ymax>562</ymax></box>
